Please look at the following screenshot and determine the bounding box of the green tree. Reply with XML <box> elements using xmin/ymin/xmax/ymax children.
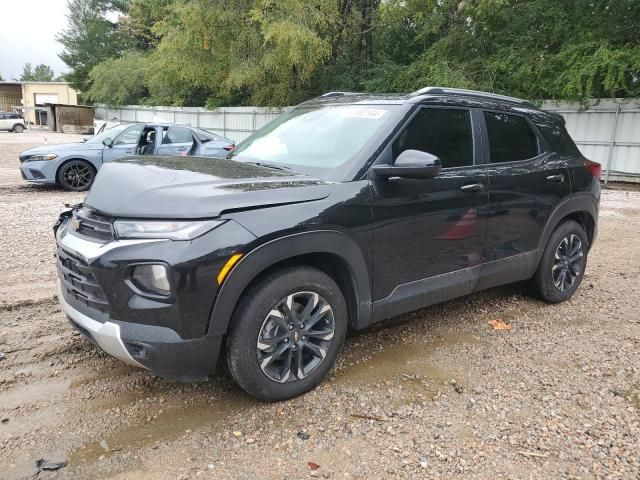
<box><xmin>19</xmin><ymin>63</ymin><xmax>56</xmax><ymax>82</ymax></box>
<box><xmin>65</xmin><ymin>0</ymin><xmax>640</xmax><ymax>106</ymax></box>
<box><xmin>57</xmin><ymin>0</ymin><xmax>130</xmax><ymax>94</ymax></box>
<box><xmin>87</xmin><ymin>51</ymin><xmax>148</xmax><ymax>105</ymax></box>
<box><xmin>119</xmin><ymin>0</ymin><xmax>173</xmax><ymax>51</ymax></box>
<box><xmin>366</xmin><ymin>0</ymin><xmax>640</xmax><ymax>103</ymax></box>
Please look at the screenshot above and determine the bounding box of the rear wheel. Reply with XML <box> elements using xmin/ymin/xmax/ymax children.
<box><xmin>226</xmin><ymin>266</ymin><xmax>347</xmax><ymax>401</ymax></box>
<box><xmin>13</xmin><ymin>124</ymin><xmax>24</xmax><ymax>133</ymax></box>
<box><xmin>57</xmin><ymin>160</ymin><xmax>96</xmax><ymax>191</ymax></box>
<box><xmin>533</xmin><ymin>220</ymin><xmax>588</xmax><ymax>303</ymax></box>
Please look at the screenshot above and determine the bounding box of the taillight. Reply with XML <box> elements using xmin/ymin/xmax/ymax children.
<box><xmin>584</xmin><ymin>160</ymin><xmax>601</xmax><ymax>180</ymax></box>
<box><xmin>224</xmin><ymin>144</ymin><xmax>235</xmax><ymax>152</ymax></box>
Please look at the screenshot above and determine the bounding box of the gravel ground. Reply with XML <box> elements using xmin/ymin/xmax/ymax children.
<box><xmin>0</xmin><ymin>132</ymin><xmax>639</xmax><ymax>480</ymax></box>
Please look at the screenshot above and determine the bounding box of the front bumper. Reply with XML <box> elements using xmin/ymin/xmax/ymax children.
<box><xmin>19</xmin><ymin>159</ymin><xmax>58</xmax><ymax>184</ymax></box>
<box><xmin>55</xmin><ymin>214</ymin><xmax>254</xmax><ymax>380</ymax></box>
<box><xmin>58</xmin><ymin>281</ymin><xmax>145</xmax><ymax>368</ymax></box>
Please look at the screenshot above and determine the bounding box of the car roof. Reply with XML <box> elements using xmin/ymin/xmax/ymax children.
<box><xmin>301</xmin><ymin>88</ymin><xmax>563</xmax><ymax>123</ymax></box>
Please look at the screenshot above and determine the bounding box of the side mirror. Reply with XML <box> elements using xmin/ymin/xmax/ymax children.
<box><xmin>102</xmin><ymin>137</ymin><xmax>113</xmax><ymax>148</ymax></box>
<box><xmin>373</xmin><ymin>149</ymin><xmax>442</xmax><ymax>179</ymax></box>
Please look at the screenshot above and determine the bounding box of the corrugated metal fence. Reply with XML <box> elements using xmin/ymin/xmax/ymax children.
<box><xmin>95</xmin><ymin>105</ymin><xmax>287</xmax><ymax>144</ymax></box>
<box><xmin>98</xmin><ymin>99</ymin><xmax>640</xmax><ymax>182</ymax></box>
<box><xmin>542</xmin><ymin>99</ymin><xmax>639</xmax><ymax>183</ymax></box>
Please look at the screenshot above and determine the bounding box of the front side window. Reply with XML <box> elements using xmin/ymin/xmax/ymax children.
<box><xmin>485</xmin><ymin>112</ymin><xmax>539</xmax><ymax>163</ymax></box>
<box><xmin>114</xmin><ymin>124</ymin><xmax>144</xmax><ymax>146</ymax></box>
<box><xmin>392</xmin><ymin>108</ymin><xmax>474</xmax><ymax>168</ymax></box>
<box><xmin>163</xmin><ymin>126</ymin><xmax>194</xmax><ymax>144</ymax></box>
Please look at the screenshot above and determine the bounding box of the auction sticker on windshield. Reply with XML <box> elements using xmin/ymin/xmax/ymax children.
<box><xmin>341</xmin><ymin>108</ymin><xmax>388</xmax><ymax>120</ymax></box>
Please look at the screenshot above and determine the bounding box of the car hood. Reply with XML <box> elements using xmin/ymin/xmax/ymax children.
<box><xmin>22</xmin><ymin>142</ymin><xmax>102</xmax><ymax>156</ymax></box>
<box><xmin>85</xmin><ymin>156</ymin><xmax>334</xmax><ymax>219</ymax></box>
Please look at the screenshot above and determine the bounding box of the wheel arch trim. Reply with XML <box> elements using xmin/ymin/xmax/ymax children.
<box><xmin>207</xmin><ymin>230</ymin><xmax>372</xmax><ymax>336</ymax></box>
<box><xmin>535</xmin><ymin>193</ymin><xmax>598</xmax><ymax>266</ymax></box>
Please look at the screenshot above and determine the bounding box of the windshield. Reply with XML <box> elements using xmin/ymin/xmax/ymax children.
<box><xmin>230</xmin><ymin>105</ymin><xmax>400</xmax><ymax>178</ymax></box>
<box><xmin>86</xmin><ymin>124</ymin><xmax>129</xmax><ymax>144</ymax></box>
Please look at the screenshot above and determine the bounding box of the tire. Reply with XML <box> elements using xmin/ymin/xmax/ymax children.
<box><xmin>13</xmin><ymin>124</ymin><xmax>24</xmax><ymax>133</ymax></box>
<box><xmin>226</xmin><ymin>266</ymin><xmax>348</xmax><ymax>401</ymax></box>
<box><xmin>57</xmin><ymin>160</ymin><xmax>96</xmax><ymax>191</ymax></box>
<box><xmin>533</xmin><ymin>220</ymin><xmax>588</xmax><ymax>303</ymax></box>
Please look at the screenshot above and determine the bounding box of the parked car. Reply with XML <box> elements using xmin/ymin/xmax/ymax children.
<box><xmin>19</xmin><ymin>123</ymin><xmax>234</xmax><ymax>191</ymax></box>
<box><xmin>0</xmin><ymin>112</ymin><xmax>25</xmax><ymax>132</ymax></box>
<box><xmin>54</xmin><ymin>88</ymin><xmax>600</xmax><ymax>401</ymax></box>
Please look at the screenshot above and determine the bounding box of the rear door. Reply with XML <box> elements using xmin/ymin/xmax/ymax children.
<box><xmin>479</xmin><ymin>110</ymin><xmax>571</xmax><ymax>289</ymax></box>
<box><xmin>157</xmin><ymin>126</ymin><xmax>196</xmax><ymax>156</ymax></box>
<box><xmin>0</xmin><ymin>114</ymin><xmax>9</xmax><ymax>130</ymax></box>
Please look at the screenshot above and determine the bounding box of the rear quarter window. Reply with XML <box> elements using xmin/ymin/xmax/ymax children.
<box><xmin>536</xmin><ymin>121</ymin><xmax>582</xmax><ymax>157</ymax></box>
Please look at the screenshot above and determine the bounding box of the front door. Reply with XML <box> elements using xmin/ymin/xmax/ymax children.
<box><xmin>478</xmin><ymin>110</ymin><xmax>571</xmax><ymax>289</ymax></box>
<box><xmin>369</xmin><ymin>106</ymin><xmax>489</xmax><ymax>321</ymax></box>
<box><xmin>102</xmin><ymin>124</ymin><xmax>144</xmax><ymax>163</ymax></box>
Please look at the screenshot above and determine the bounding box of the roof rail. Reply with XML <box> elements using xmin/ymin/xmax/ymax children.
<box><xmin>318</xmin><ymin>91</ymin><xmax>362</xmax><ymax>98</ymax></box>
<box><xmin>410</xmin><ymin>87</ymin><xmax>534</xmax><ymax>107</ymax></box>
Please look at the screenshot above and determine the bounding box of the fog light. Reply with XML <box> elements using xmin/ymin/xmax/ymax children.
<box><xmin>131</xmin><ymin>264</ymin><xmax>171</xmax><ymax>296</ymax></box>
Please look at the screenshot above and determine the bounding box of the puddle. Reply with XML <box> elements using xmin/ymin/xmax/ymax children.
<box><xmin>70</xmin><ymin>392</ymin><xmax>256</xmax><ymax>465</ymax></box>
<box><xmin>335</xmin><ymin>331</ymin><xmax>478</xmax><ymax>386</ymax></box>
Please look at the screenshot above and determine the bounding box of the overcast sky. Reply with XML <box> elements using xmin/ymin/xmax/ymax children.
<box><xmin>0</xmin><ymin>0</ymin><xmax>70</xmax><ymax>81</ymax></box>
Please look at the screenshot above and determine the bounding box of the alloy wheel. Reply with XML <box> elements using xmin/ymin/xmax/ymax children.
<box><xmin>552</xmin><ymin>233</ymin><xmax>584</xmax><ymax>291</ymax></box>
<box><xmin>256</xmin><ymin>291</ymin><xmax>335</xmax><ymax>383</ymax></box>
<box><xmin>62</xmin><ymin>162</ymin><xmax>93</xmax><ymax>190</ymax></box>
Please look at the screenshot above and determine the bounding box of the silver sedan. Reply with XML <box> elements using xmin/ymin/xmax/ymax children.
<box><xmin>19</xmin><ymin>123</ymin><xmax>234</xmax><ymax>191</ymax></box>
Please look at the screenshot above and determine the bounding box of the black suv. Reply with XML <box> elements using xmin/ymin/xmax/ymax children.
<box><xmin>55</xmin><ymin>88</ymin><xmax>600</xmax><ymax>401</ymax></box>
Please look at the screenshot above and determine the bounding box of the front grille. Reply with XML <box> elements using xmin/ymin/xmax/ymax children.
<box><xmin>73</xmin><ymin>208</ymin><xmax>114</xmax><ymax>241</ymax></box>
<box><xmin>57</xmin><ymin>247</ymin><xmax>110</xmax><ymax>314</ymax></box>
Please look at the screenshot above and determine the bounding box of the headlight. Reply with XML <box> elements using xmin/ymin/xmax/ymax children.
<box><xmin>113</xmin><ymin>219</ymin><xmax>225</xmax><ymax>240</ymax></box>
<box><xmin>27</xmin><ymin>153</ymin><xmax>57</xmax><ymax>161</ymax></box>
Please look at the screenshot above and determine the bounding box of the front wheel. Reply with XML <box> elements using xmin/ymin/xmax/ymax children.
<box><xmin>533</xmin><ymin>220</ymin><xmax>589</xmax><ymax>303</ymax></box>
<box><xmin>57</xmin><ymin>160</ymin><xmax>96</xmax><ymax>191</ymax></box>
<box><xmin>226</xmin><ymin>266</ymin><xmax>347</xmax><ymax>401</ymax></box>
<box><xmin>13</xmin><ymin>124</ymin><xmax>24</xmax><ymax>133</ymax></box>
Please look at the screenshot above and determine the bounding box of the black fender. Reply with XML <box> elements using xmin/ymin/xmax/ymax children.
<box><xmin>207</xmin><ymin>230</ymin><xmax>372</xmax><ymax>336</ymax></box>
<box><xmin>534</xmin><ymin>193</ymin><xmax>599</xmax><ymax>266</ymax></box>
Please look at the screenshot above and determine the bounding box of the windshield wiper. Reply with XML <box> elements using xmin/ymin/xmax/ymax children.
<box><xmin>243</xmin><ymin>161</ymin><xmax>294</xmax><ymax>173</ymax></box>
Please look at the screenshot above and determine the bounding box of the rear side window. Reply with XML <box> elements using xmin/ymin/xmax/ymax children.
<box><xmin>393</xmin><ymin>108</ymin><xmax>474</xmax><ymax>168</ymax></box>
<box><xmin>163</xmin><ymin>126</ymin><xmax>194</xmax><ymax>144</ymax></box>
<box><xmin>536</xmin><ymin>122</ymin><xmax>582</xmax><ymax>156</ymax></box>
<box><xmin>484</xmin><ymin>112</ymin><xmax>539</xmax><ymax>163</ymax></box>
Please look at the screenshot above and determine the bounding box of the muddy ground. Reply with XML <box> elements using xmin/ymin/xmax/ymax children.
<box><xmin>0</xmin><ymin>131</ymin><xmax>639</xmax><ymax>480</ymax></box>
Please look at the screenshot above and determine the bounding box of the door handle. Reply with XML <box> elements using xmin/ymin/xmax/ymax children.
<box><xmin>546</xmin><ymin>174</ymin><xmax>565</xmax><ymax>183</ymax></box>
<box><xmin>460</xmin><ymin>183</ymin><xmax>485</xmax><ymax>193</ymax></box>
